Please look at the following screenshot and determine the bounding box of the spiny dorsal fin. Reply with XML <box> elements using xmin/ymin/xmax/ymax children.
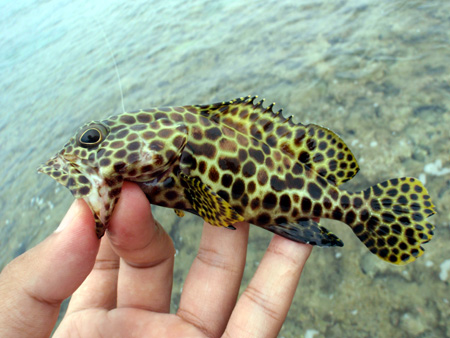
<box><xmin>193</xmin><ymin>96</ymin><xmax>359</xmax><ymax>186</ymax></box>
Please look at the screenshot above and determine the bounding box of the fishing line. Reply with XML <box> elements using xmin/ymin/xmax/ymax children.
<box><xmin>94</xmin><ymin>18</ymin><xmax>126</xmax><ymax>113</ymax></box>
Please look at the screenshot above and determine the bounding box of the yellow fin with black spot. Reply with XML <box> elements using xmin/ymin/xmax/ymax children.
<box><xmin>192</xmin><ymin>96</ymin><xmax>359</xmax><ymax>186</ymax></box>
<box><xmin>174</xmin><ymin>209</ymin><xmax>185</xmax><ymax>217</ymax></box>
<box><xmin>179</xmin><ymin>172</ymin><xmax>244</xmax><ymax>227</ymax></box>
<box><xmin>349</xmin><ymin>177</ymin><xmax>435</xmax><ymax>265</ymax></box>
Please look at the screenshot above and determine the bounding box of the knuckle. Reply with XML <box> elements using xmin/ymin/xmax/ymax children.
<box><xmin>242</xmin><ymin>285</ymin><xmax>281</xmax><ymax>322</ymax></box>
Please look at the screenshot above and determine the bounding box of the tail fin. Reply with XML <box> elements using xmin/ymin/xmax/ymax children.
<box><xmin>350</xmin><ymin>177</ymin><xmax>435</xmax><ymax>265</ymax></box>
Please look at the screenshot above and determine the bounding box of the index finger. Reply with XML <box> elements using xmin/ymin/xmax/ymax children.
<box><xmin>107</xmin><ymin>182</ymin><xmax>175</xmax><ymax>313</ymax></box>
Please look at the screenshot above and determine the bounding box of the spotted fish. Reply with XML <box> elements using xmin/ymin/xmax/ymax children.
<box><xmin>38</xmin><ymin>96</ymin><xmax>436</xmax><ymax>265</ymax></box>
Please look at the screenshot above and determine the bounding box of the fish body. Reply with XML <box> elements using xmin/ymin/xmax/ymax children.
<box><xmin>39</xmin><ymin>96</ymin><xmax>435</xmax><ymax>265</ymax></box>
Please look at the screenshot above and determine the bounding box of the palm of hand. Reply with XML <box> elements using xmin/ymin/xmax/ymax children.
<box><xmin>0</xmin><ymin>183</ymin><xmax>311</xmax><ymax>338</ymax></box>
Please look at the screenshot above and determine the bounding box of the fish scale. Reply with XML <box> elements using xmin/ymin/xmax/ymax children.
<box><xmin>38</xmin><ymin>96</ymin><xmax>436</xmax><ymax>265</ymax></box>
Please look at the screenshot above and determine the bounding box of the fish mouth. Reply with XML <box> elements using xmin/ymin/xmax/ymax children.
<box><xmin>38</xmin><ymin>153</ymin><xmax>122</xmax><ymax>236</ymax></box>
<box><xmin>38</xmin><ymin>154</ymin><xmax>89</xmax><ymax>195</ymax></box>
<box><xmin>38</xmin><ymin>154</ymin><xmax>73</xmax><ymax>189</ymax></box>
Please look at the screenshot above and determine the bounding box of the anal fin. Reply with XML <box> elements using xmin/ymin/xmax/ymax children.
<box><xmin>180</xmin><ymin>173</ymin><xmax>244</xmax><ymax>227</ymax></box>
<box><xmin>266</xmin><ymin>218</ymin><xmax>343</xmax><ymax>247</ymax></box>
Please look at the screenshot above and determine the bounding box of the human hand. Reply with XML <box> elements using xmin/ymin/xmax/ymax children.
<box><xmin>0</xmin><ymin>182</ymin><xmax>312</xmax><ymax>338</ymax></box>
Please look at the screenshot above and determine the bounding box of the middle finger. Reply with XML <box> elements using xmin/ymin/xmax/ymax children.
<box><xmin>177</xmin><ymin>221</ymin><xmax>249</xmax><ymax>337</ymax></box>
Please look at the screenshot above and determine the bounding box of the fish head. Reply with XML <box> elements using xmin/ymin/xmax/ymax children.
<box><xmin>38</xmin><ymin>112</ymin><xmax>188</xmax><ymax>237</ymax></box>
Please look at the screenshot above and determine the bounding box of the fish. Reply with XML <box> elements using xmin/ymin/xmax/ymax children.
<box><xmin>38</xmin><ymin>96</ymin><xmax>436</xmax><ymax>265</ymax></box>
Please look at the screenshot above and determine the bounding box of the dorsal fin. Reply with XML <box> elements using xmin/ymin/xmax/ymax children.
<box><xmin>192</xmin><ymin>96</ymin><xmax>359</xmax><ymax>186</ymax></box>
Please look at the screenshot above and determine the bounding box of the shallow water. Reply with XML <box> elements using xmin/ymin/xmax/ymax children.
<box><xmin>1</xmin><ymin>0</ymin><xmax>449</xmax><ymax>337</ymax></box>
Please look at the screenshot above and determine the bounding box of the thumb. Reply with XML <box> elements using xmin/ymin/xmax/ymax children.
<box><xmin>0</xmin><ymin>199</ymin><xmax>100</xmax><ymax>338</ymax></box>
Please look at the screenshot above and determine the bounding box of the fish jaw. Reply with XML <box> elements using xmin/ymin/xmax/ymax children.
<box><xmin>38</xmin><ymin>154</ymin><xmax>123</xmax><ymax>237</ymax></box>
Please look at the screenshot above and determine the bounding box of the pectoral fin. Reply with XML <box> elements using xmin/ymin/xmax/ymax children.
<box><xmin>180</xmin><ymin>173</ymin><xmax>244</xmax><ymax>227</ymax></box>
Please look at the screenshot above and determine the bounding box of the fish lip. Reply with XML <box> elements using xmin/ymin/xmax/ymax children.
<box><xmin>37</xmin><ymin>153</ymin><xmax>93</xmax><ymax>195</ymax></box>
<box><xmin>37</xmin><ymin>153</ymin><xmax>68</xmax><ymax>175</ymax></box>
<box><xmin>38</xmin><ymin>152</ymin><xmax>94</xmax><ymax>176</ymax></box>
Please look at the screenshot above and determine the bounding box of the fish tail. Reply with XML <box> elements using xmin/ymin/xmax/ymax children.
<box><xmin>348</xmin><ymin>177</ymin><xmax>435</xmax><ymax>265</ymax></box>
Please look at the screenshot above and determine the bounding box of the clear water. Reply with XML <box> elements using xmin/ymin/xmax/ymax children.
<box><xmin>1</xmin><ymin>0</ymin><xmax>449</xmax><ymax>337</ymax></box>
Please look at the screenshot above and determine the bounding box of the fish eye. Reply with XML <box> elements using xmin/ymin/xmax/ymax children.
<box><xmin>77</xmin><ymin>124</ymin><xmax>109</xmax><ymax>148</ymax></box>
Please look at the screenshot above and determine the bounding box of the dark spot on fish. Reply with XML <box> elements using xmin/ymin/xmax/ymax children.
<box><xmin>332</xmin><ymin>208</ymin><xmax>343</xmax><ymax>220</ymax></box>
<box><xmin>190</xmin><ymin>143</ymin><xmax>217</xmax><ymax>159</ymax></box>
<box><xmin>275</xmin><ymin>216</ymin><xmax>288</xmax><ymax>225</ymax></box>
<box><xmin>218</xmin><ymin>157</ymin><xmax>240</xmax><ymax>174</ymax></box>
<box><xmin>280</xmin><ymin>194</ymin><xmax>291</xmax><ymax>212</ymax></box>
<box><xmin>270</xmin><ymin>176</ymin><xmax>286</xmax><ymax>191</ymax></box>
<box><xmin>318</xmin><ymin>141</ymin><xmax>327</xmax><ymax>150</ymax></box>
<box><xmin>412</xmin><ymin>213</ymin><xmax>423</xmax><ymax>222</ymax></box>
<box><xmin>256</xmin><ymin>212</ymin><xmax>271</xmax><ymax>225</ymax></box>
<box><xmin>353</xmin><ymin>223</ymin><xmax>364</xmax><ymax>235</ymax></box>
<box><xmin>78</xmin><ymin>176</ymin><xmax>89</xmax><ymax>184</ymax></box>
<box><xmin>235</xmin><ymin>190</ymin><xmax>247</xmax><ymax>207</ymax></box>
<box><xmin>294</xmin><ymin>129</ymin><xmax>306</xmax><ymax>145</ymax></box>
<box><xmin>340</xmin><ymin>195</ymin><xmax>350</xmax><ymax>209</ymax></box>
<box><xmin>126</xmin><ymin>152</ymin><xmax>139</xmax><ymax>163</ymax></box>
<box><xmin>68</xmin><ymin>177</ymin><xmax>76</xmax><ymax>187</ymax></box>
<box><xmin>249</xmin><ymin>148</ymin><xmax>264</xmax><ymax>164</ymax></box>
<box><xmin>231</xmin><ymin>179</ymin><xmax>245</xmax><ymax>199</ymax></box>
<box><xmin>301</xmin><ymin>197</ymin><xmax>312</xmax><ymax>213</ymax></box>
<box><xmin>219</xmin><ymin>138</ymin><xmax>238</xmax><ymax>152</ymax></box>
<box><xmin>208</xmin><ymin>166</ymin><xmax>220</xmax><ymax>183</ymax></box>
<box><xmin>262</xmin><ymin>193</ymin><xmax>277</xmax><ymax>210</ymax></box>
<box><xmin>204</xmin><ymin>127</ymin><xmax>221</xmax><ymax>141</ymax></box>
<box><xmin>307</xmin><ymin>138</ymin><xmax>316</xmax><ymax>151</ymax></box>
<box><xmin>266</xmin><ymin>135</ymin><xmax>277</xmax><ymax>147</ymax></box>
<box><xmin>158</xmin><ymin>129</ymin><xmax>174</xmax><ymax>138</ymax></box>
<box><xmin>127</xmin><ymin>142</ymin><xmax>140</xmax><ymax>151</ymax></box>
<box><xmin>247</xmin><ymin>181</ymin><xmax>256</xmax><ymax>194</ymax></box>
<box><xmin>79</xmin><ymin>186</ymin><xmax>91</xmax><ymax>195</ymax></box>
<box><xmin>185</xmin><ymin>113</ymin><xmax>197</xmax><ymax>124</ymax></box>
<box><xmin>120</xmin><ymin>115</ymin><xmax>136</xmax><ymax>124</ymax></box>
<box><xmin>251</xmin><ymin>197</ymin><xmax>260</xmax><ymax>210</ymax></box>
<box><xmin>108</xmin><ymin>187</ymin><xmax>122</xmax><ymax>198</ymax></box>
<box><xmin>359</xmin><ymin>208</ymin><xmax>370</xmax><ymax>222</ymax></box>
<box><xmin>286</xmin><ymin>173</ymin><xmax>304</xmax><ymax>190</ymax></box>
<box><xmin>345</xmin><ymin>210</ymin><xmax>357</xmax><ymax>224</ymax></box>
<box><xmin>243</xmin><ymin>161</ymin><xmax>256</xmax><ymax>177</ymax></box>
<box><xmin>112</xmin><ymin>162</ymin><xmax>126</xmax><ymax>172</ymax></box>
<box><xmin>265</xmin><ymin>157</ymin><xmax>274</xmax><ymax>170</ymax></box>
<box><xmin>217</xmin><ymin>190</ymin><xmax>230</xmax><ymax>203</ymax></box>
<box><xmin>313</xmin><ymin>203</ymin><xmax>323</xmax><ymax>217</ymax></box>
<box><xmin>298</xmin><ymin>151</ymin><xmax>310</xmax><ymax>163</ymax></box>
<box><xmin>137</xmin><ymin>113</ymin><xmax>151</xmax><ymax>123</ymax></box>
<box><xmin>257</xmin><ymin>168</ymin><xmax>268</xmax><ymax>185</ymax></box>
<box><xmin>150</xmin><ymin>140</ymin><xmax>164</xmax><ymax>151</ymax></box>
<box><xmin>100</xmin><ymin>158</ymin><xmax>111</xmax><ymax>167</ymax></box>
<box><xmin>307</xmin><ymin>182</ymin><xmax>322</xmax><ymax>200</ymax></box>
<box><xmin>165</xmin><ymin>190</ymin><xmax>178</xmax><ymax>200</ymax></box>
<box><xmin>199</xmin><ymin>161</ymin><xmax>207</xmax><ymax>174</ymax></box>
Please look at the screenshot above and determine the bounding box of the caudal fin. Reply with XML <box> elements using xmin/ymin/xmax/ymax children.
<box><xmin>350</xmin><ymin>177</ymin><xmax>435</xmax><ymax>265</ymax></box>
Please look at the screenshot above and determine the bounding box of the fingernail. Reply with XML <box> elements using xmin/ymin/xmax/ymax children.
<box><xmin>55</xmin><ymin>200</ymin><xmax>81</xmax><ymax>233</ymax></box>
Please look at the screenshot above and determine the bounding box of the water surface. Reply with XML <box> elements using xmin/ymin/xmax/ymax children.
<box><xmin>1</xmin><ymin>1</ymin><xmax>449</xmax><ymax>337</ymax></box>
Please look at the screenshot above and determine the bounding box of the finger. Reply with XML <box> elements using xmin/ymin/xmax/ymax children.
<box><xmin>224</xmin><ymin>235</ymin><xmax>312</xmax><ymax>338</ymax></box>
<box><xmin>177</xmin><ymin>221</ymin><xmax>249</xmax><ymax>337</ymax></box>
<box><xmin>107</xmin><ymin>182</ymin><xmax>175</xmax><ymax>313</ymax></box>
<box><xmin>66</xmin><ymin>235</ymin><xmax>119</xmax><ymax>313</ymax></box>
<box><xmin>0</xmin><ymin>199</ymin><xmax>99</xmax><ymax>338</ymax></box>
